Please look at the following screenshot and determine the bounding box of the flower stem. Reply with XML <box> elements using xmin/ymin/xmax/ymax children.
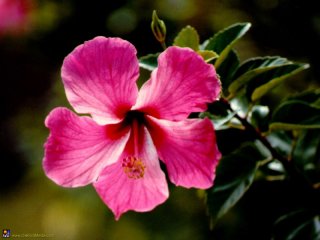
<box><xmin>160</xmin><ymin>40</ymin><xmax>167</xmax><ymax>50</ymax></box>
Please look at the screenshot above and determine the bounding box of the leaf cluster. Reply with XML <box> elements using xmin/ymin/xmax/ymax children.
<box><xmin>140</xmin><ymin>22</ymin><xmax>320</xmax><ymax>239</ymax></box>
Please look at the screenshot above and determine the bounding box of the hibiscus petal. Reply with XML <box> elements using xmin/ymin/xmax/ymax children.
<box><xmin>43</xmin><ymin>107</ymin><xmax>130</xmax><ymax>187</ymax></box>
<box><xmin>146</xmin><ymin>116</ymin><xmax>221</xmax><ymax>189</ymax></box>
<box><xmin>93</xmin><ymin>125</ymin><xmax>168</xmax><ymax>220</ymax></box>
<box><xmin>134</xmin><ymin>46</ymin><xmax>221</xmax><ymax>120</ymax></box>
<box><xmin>62</xmin><ymin>37</ymin><xmax>139</xmax><ymax>125</ymax></box>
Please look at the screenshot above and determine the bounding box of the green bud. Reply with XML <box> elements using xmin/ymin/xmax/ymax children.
<box><xmin>151</xmin><ymin>10</ymin><xmax>166</xmax><ymax>45</ymax></box>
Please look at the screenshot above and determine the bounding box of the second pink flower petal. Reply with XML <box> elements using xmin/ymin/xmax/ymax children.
<box><xmin>43</xmin><ymin>107</ymin><xmax>130</xmax><ymax>187</ymax></box>
<box><xmin>93</xmin><ymin>125</ymin><xmax>169</xmax><ymax>220</ymax></box>
<box><xmin>134</xmin><ymin>46</ymin><xmax>221</xmax><ymax>120</ymax></box>
<box><xmin>146</xmin><ymin>116</ymin><xmax>221</xmax><ymax>189</ymax></box>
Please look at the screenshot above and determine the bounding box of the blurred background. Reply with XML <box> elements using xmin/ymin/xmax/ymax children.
<box><xmin>1</xmin><ymin>0</ymin><xmax>319</xmax><ymax>239</ymax></box>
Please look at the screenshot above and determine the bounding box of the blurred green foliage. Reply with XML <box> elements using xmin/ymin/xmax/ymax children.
<box><xmin>1</xmin><ymin>0</ymin><xmax>320</xmax><ymax>239</ymax></box>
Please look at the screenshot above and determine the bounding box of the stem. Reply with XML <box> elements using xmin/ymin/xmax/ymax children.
<box><xmin>288</xmin><ymin>131</ymin><xmax>299</xmax><ymax>161</ymax></box>
<box><xmin>160</xmin><ymin>40</ymin><xmax>167</xmax><ymax>50</ymax></box>
<box><xmin>234</xmin><ymin>112</ymin><xmax>304</xmax><ymax>181</ymax></box>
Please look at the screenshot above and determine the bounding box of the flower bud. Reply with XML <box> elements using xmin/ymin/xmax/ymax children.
<box><xmin>151</xmin><ymin>10</ymin><xmax>166</xmax><ymax>44</ymax></box>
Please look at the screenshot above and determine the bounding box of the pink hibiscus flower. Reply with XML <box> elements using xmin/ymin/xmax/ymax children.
<box><xmin>43</xmin><ymin>37</ymin><xmax>221</xmax><ymax>220</ymax></box>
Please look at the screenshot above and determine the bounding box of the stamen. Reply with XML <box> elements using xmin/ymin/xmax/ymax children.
<box><xmin>122</xmin><ymin>156</ymin><xmax>146</xmax><ymax>179</ymax></box>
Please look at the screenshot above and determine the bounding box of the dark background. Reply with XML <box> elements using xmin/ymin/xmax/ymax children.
<box><xmin>1</xmin><ymin>0</ymin><xmax>319</xmax><ymax>239</ymax></box>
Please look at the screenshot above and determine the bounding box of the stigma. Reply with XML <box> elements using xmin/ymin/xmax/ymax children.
<box><xmin>122</xmin><ymin>156</ymin><xmax>146</xmax><ymax>179</ymax></box>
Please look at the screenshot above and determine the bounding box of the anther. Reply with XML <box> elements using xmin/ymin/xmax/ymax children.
<box><xmin>122</xmin><ymin>156</ymin><xmax>146</xmax><ymax>179</ymax></box>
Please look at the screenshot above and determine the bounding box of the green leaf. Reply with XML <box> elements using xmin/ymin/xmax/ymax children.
<box><xmin>287</xmin><ymin>89</ymin><xmax>320</xmax><ymax>107</ymax></box>
<box><xmin>173</xmin><ymin>25</ymin><xmax>200</xmax><ymax>51</ymax></box>
<box><xmin>210</xmin><ymin>113</ymin><xmax>236</xmax><ymax>130</ymax></box>
<box><xmin>139</xmin><ymin>53</ymin><xmax>159</xmax><ymax>71</ymax></box>
<box><xmin>293</xmin><ymin>130</ymin><xmax>320</xmax><ymax>183</ymax></box>
<box><xmin>227</xmin><ymin>56</ymin><xmax>309</xmax><ymax>101</ymax></box>
<box><xmin>200</xmin><ymin>111</ymin><xmax>236</xmax><ymax>131</ymax></box>
<box><xmin>216</xmin><ymin>49</ymin><xmax>240</xmax><ymax>90</ymax></box>
<box><xmin>273</xmin><ymin>210</ymin><xmax>320</xmax><ymax>240</ymax></box>
<box><xmin>202</xmin><ymin>100</ymin><xmax>234</xmax><ymax>130</ymax></box>
<box><xmin>266</xmin><ymin>131</ymin><xmax>293</xmax><ymax>157</ymax></box>
<box><xmin>270</xmin><ymin>90</ymin><xmax>320</xmax><ymax>130</ymax></box>
<box><xmin>294</xmin><ymin>130</ymin><xmax>320</xmax><ymax>165</ymax></box>
<box><xmin>249</xmin><ymin>63</ymin><xmax>309</xmax><ymax>101</ymax></box>
<box><xmin>228</xmin><ymin>56</ymin><xmax>290</xmax><ymax>95</ymax></box>
<box><xmin>229</xmin><ymin>93</ymin><xmax>251</xmax><ymax>117</ymax></box>
<box><xmin>203</xmin><ymin>22</ymin><xmax>251</xmax><ymax>68</ymax></box>
<box><xmin>206</xmin><ymin>143</ymin><xmax>265</xmax><ymax>226</ymax></box>
<box><xmin>197</xmin><ymin>50</ymin><xmax>219</xmax><ymax>62</ymax></box>
<box><xmin>250</xmin><ymin>105</ymin><xmax>270</xmax><ymax>131</ymax></box>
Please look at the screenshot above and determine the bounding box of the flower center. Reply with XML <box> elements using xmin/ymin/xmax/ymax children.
<box><xmin>124</xmin><ymin>110</ymin><xmax>145</xmax><ymax>125</ymax></box>
<box><xmin>122</xmin><ymin>156</ymin><xmax>146</xmax><ymax>179</ymax></box>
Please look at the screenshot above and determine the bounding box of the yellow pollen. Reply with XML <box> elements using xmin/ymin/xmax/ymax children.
<box><xmin>122</xmin><ymin>156</ymin><xmax>146</xmax><ymax>179</ymax></box>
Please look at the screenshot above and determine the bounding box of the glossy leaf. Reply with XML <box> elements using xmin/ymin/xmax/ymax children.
<box><xmin>230</xmin><ymin>93</ymin><xmax>251</xmax><ymax>118</ymax></box>
<box><xmin>216</xmin><ymin>49</ymin><xmax>240</xmax><ymax>90</ymax></box>
<box><xmin>206</xmin><ymin>143</ymin><xmax>265</xmax><ymax>226</ymax></box>
<box><xmin>250</xmin><ymin>105</ymin><xmax>270</xmax><ymax>131</ymax></box>
<box><xmin>197</xmin><ymin>50</ymin><xmax>219</xmax><ymax>62</ymax></box>
<box><xmin>293</xmin><ymin>130</ymin><xmax>320</xmax><ymax>183</ymax></box>
<box><xmin>294</xmin><ymin>130</ymin><xmax>320</xmax><ymax>168</ymax></box>
<box><xmin>203</xmin><ymin>22</ymin><xmax>251</xmax><ymax>68</ymax></box>
<box><xmin>270</xmin><ymin>90</ymin><xmax>320</xmax><ymax>130</ymax></box>
<box><xmin>202</xmin><ymin>100</ymin><xmax>235</xmax><ymax>130</ymax></box>
<box><xmin>273</xmin><ymin>210</ymin><xmax>320</xmax><ymax>240</ymax></box>
<box><xmin>250</xmin><ymin>63</ymin><xmax>309</xmax><ymax>101</ymax></box>
<box><xmin>200</xmin><ymin>111</ymin><xmax>235</xmax><ymax>131</ymax></box>
<box><xmin>287</xmin><ymin>89</ymin><xmax>320</xmax><ymax>107</ymax></box>
<box><xmin>173</xmin><ymin>25</ymin><xmax>199</xmax><ymax>51</ymax></box>
<box><xmin>139</xmin><ymin>53</ymin><xmax>159</xmax><ymax>71</ymax></box>
<box><xmin>228</xmin><ymin>56</ymin><xmax>290</xmax><ymax>95</ymax></box>
<box><xmin>210</xmin><ymin>113</ymin><xmax>236</xmax><ymax>131</ymax></box>
<box><xmin>266</xmin><ymin>130</ymin><xmax>292</xmax><ymax>157</ymax></box>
